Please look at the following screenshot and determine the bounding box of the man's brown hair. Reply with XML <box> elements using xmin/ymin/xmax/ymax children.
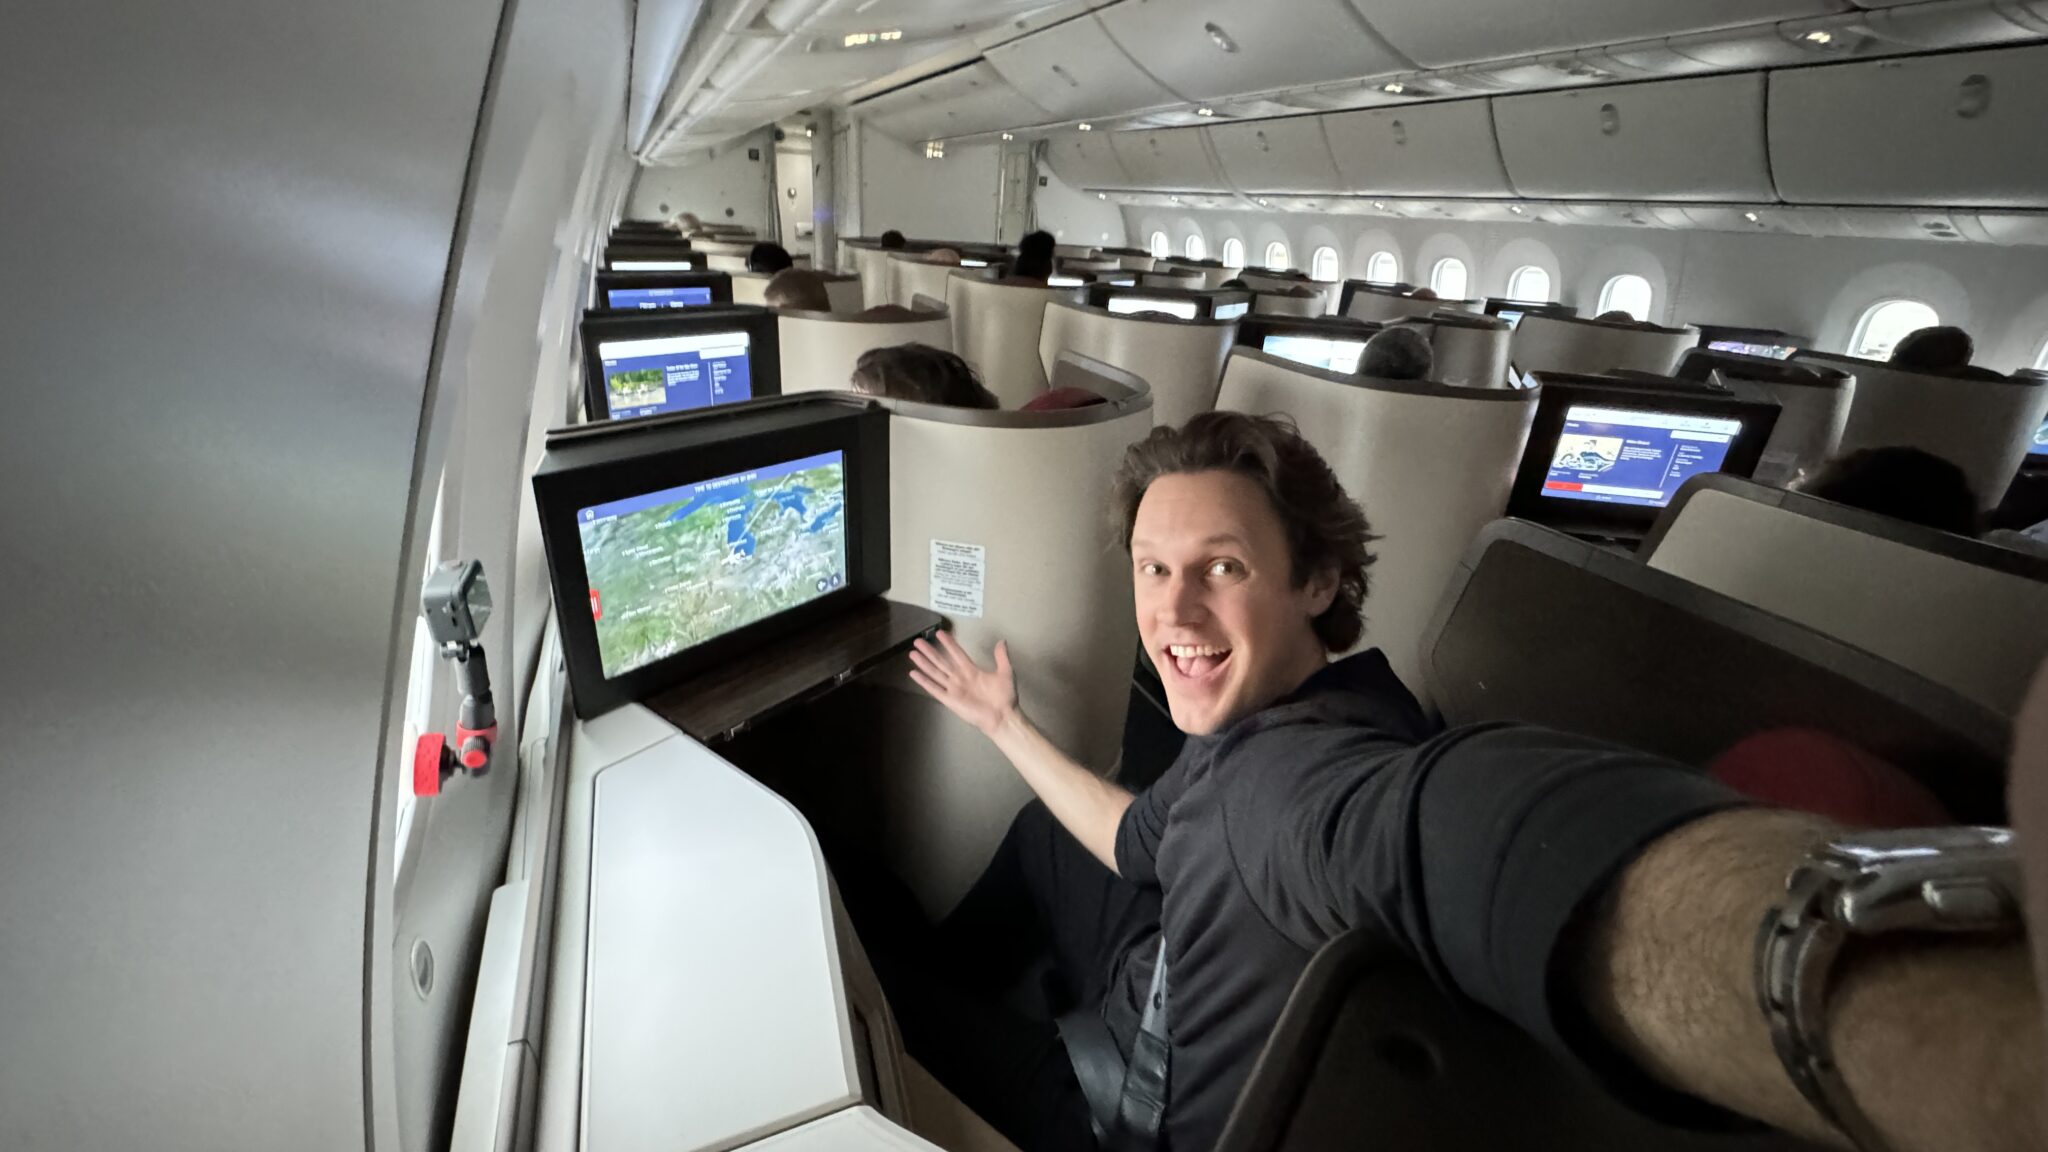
<box><xmin>1112</xmin><ymin>411</ymin><xmax>1376</xmax><ymax>651</ymax></box>
<box><xmin>764</xmin><ymin>268</ymin><xmax>832</xmax><ymax>312</ymax></box>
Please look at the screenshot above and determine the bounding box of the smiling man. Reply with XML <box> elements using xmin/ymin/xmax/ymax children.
<box><xmin>884</xmin><ymin>411</ymin><xmax>2040</xmax><ymax>1152</ymax></box>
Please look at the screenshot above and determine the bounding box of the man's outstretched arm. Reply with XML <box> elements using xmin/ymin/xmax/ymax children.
<box><xmin>1576</xmin><ymin>807</ymin><xmax>2043</xmax><ymax>1152</ymax></box>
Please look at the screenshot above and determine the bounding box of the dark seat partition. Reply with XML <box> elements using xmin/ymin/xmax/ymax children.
<box><xmin>1215</xmin><ymin>929</ymin><xmax>1822</xmax><ymax>1152</ymax></box>
<box><xmin>1418</xmin><ymin>520</ymin><xmax>2009</xmax><ymax>821</ymax></box>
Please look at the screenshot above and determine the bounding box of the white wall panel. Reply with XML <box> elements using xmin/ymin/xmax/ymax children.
<box><xmin>1037</xmin><ymin>161</ymin><xmax>1128</xmax><ymax>247</ymax></box>
<box><xmin>1044</xmin><ymin>130</ymin><xmax>1134</xmax><ymax>188</ymax></box>
<box><xmin>1494</xmin><ymin>73</ymin><xmax>1773</xmax><ymax>201</ymax></box>
<box><xmin>1109</xmin><ymin>127</ymin><xmax>1231</xmax><ymax>193</ymax></box>
<box><xmin>1097</xmin><ymin>0</ymin><xmax>1404</xmax><ymax>103</ymax></box>
<box><xmin>1207</xmin><ymin>117</ymin><xmax>1345</xmax><ymax>195</ymax></box>
<box><xmin>861</xmin><ymin>126</ymin><xmax>1003</xmax><ymax>241</ymax></box>
<box><xmin>1322</xmin><ymin>100</ymin><xmax>1514</xmax><ymax>197</ymax></box>
<box><xmin>1358</xmin><ymin>0</ymin><xmax>1840</xmax><ymax>70</ymax></box>
<box><xmin>1769</xmin><ymin>44</ymin><xmax>2048</xmax><ymax>209</ymax></box>
<box><xmin>629</xmin><ymin>128</ymin><xmax>776</xmax><ymax>231</ymax></box>
<box><xmin>984</xmin><ymin>15</ymin><xmax>1179</xmax><ymax>120</ymax></box>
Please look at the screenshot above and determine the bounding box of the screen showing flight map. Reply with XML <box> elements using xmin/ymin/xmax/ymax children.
<box><xmin>1262</xmin><ymin>334</ymin><xmax>1366</xmax><ymax>375</ymax></box>
<box><xmin>606</xmin><ymin>285</ymin><xmax>714</xmax><ymax>310</ymax></box>
<box><xmin>597</xmin><ymin>329</ymin><xmax>752</xmax><ymax>419</ymax></box>
<box><xmin>1541</xmin><ymin>405</ymin><xmax>1742</xmax><ymax>509</ymax></box>
<box><xmin>577</xmin><ymin>450</ymin><xmax>849</xmax><ymax>679</ymax></box>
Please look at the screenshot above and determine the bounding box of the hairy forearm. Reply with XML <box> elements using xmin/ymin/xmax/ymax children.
<box><xmin>1577</xmin><ymin>808</ymin><xmax>2043</xmax><ymax>1151</ymax></box>
<box><xmin>989</xmin><ymin>709</ymin><xmax>1132</xmax><ymax>872</ymax></box>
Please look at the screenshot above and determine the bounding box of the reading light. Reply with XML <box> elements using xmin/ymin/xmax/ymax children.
<box><xmin>1373</xmin><ymin>200</ymin><xmax>1387</xmax><ymax>210</ymax></box>
<box><xmin>924</xmin><ymin>141</ymin><xmax>945</xmax><ymax>159</ymax></box>
<box><xmin>1509</xmin><ymin>205</ymin><xmax>1525</xmax><ymax>214</ymax></box>
<box><xmin>1744</xmin><ymin>211</ymin><xmax>1761</xmax><ymax>223</ymax></box>
<box><xmin>1383</xmin><ymin>82</ymin><xmax>1405</xmax><ymax>94</ymax></box>
<box><xmin>1804</xmin><ymin>29</ymin><xmax>1833</xmax><ymax>44</ymax></box>
<box><xmin>1001</xmin><ymin>132</ymin><xmax>1014</xmax><ymax>140</ymax></box>
<box><xmin>843</xmin><ymin>29</ymin><xmax>903</xmax><ymax>47</ymax></box>
<box><xmin>1196</xmin><ymin>107</ymin><xmax>1214</xmax><ymax>117</ymax></box>
<box><xmin>1078</xmin><ymin>122</ymin><xmax>1093</xmax><ymax>131</ymax></box>
<box><xmin>1170</xmin><ymin>195</ymin><xmax>1181</xmax><ymax>203</ymax></box>
<box><xmin>1257</xmin><ymin>198</ymin><xmax>1269</xmax><ymax>207</ymax></box>
<box><xmin>1204</xmin><ymin>22</ymin><xmax>1239</xmax><ymax>53</ymax></box>
<box><xmin>1097</xmin><ymin>193</ymin><xmax>1107</xmax><ymax>200</ymax></box>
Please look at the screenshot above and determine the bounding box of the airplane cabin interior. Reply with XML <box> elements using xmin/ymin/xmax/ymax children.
<box><xmin>8</xmin><ymin>1</ymin><xmax>2048</xmax><ymax>1151</ymax></box>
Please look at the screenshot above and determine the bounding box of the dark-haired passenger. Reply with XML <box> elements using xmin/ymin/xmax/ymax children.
<box><xmin>1010</xmin><ymin>230</ymin><xmax>1056</xmax><ymax>283</ymax></box>
<box><xmin>1595</xmin><ymin>309</ymin><xmax>1637</xmax><ymax>322</ymax></box>
<box><xmin>832</xmin><ymin>410</ymin><xmax>2039</xmax><ymax>1152</ymax></box>
<box><xmin>879</xmin><ymin>230</ymin><xmax>907</xmax><ymax>250</ymax></box>
<box><xmin>763</xmin><ymin>268</ymin><xmax>831</xmax><ymax>313</ymax></box>
<box><xmin>1889</xmin><ymin>325</ymin><xmax>1975</xmax><ymax>372</ymax></box>
<box><xmin>747</xmin><ymin>242</ymin><xmax>794</xmax><ymax>274</ymax></box>
<box><xmin>1800</xmin><ymin>446</ymin><xmax>1980</xmax><ymax>536</ymax></box>
<box><xmin>850</xmin><ymin>343</ymin><xmax>997</xmax><ymax>410</ymax></box>
<box><xmin>1356</xmin><ymin>326</ymin><xmax>1434</xmax><ymax>381</ymax></box>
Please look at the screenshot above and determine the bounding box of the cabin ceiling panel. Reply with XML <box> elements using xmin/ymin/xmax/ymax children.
<box><xmin>1108</xmin><ymin>126</ymin><xmax>1230</xmax><ymax>193</ymax></box>
<box><xmin>858</xmin><ymin>60</ymin><xmax>1045</xmax><ymax>142</ymax></box>
<box><xmin>1769</xmin><ymin>43</ymin><xmax>2048</xmax><ymax>208</ymax></box>
<box><xmin>1321</xmin><ymin>99</ymin><xmax>1514</xmax><ymax>197</ymax></box>
<box><xmin>1205</xmin><ymin>116</ymin><xmax>1345</xmax><ymax>195</ymax></box>
<box><xmin>1494</xmin><ymin>72</ymin><xmax>1774</xmax><ymax>201</ymax></box>
<box><xmin>1044</xmin><ymin>130</ymin><xmax>1133</xmax><ymax>187</ymax></box>
<box><xmin>983</xmin><ymin>13</ymin><xmax>1179</xmax><ymax>120</ymax></box>
<box><xmin>1356</xmin><ymin>0</ymin><xmax>1847</xmax><ymax>70</ymax></box>
<box><xmin>1095</xmin><ymin>0</ymin><xmax>1404</xmax><ymax>103</ymax></box>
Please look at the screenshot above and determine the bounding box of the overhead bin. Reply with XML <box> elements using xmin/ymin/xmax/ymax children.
<box><xmin>1109</xmin><ymin>127</ymin><xmax>1231</xmax><ymax>193</ymax></box>
<box><xmin>1321</xmin><ymin>100</ymin><xmax>1514</xmax><ymax>198</ymax></box>
<box><xmin>1206</xmin><ymin>117</ymin><xmax>1345</xmax><ymax>195</ymax></box>
<box><xmin>858</xmin><ymin>61</ymin><xmax>1045</xmax><ymax>143</ymax></box>
<box><xmin>1095</xmin><ymin>0</ymin><xmax>1405</xmax><ymax>103</ymax></box>
<box><xmin>984</xmin><ymin>14</ymin><xmax>1179</xmax><ymax>121</ymax></box>
<box><xmin>1044</xmin><ymin>131</ymin><xmax>1133</xmax><ymax>188</ymax></box>
<box><xmin>1493</xmin><ymin>73</ymin><xmax>1773</xmax><ymax>201</ymax></box>
<box><xmin>1769</xmin><ymin>43</ymin><xmax>2048</xmax><ymax>209</ymax></box>
<box><xmin>1361</xmin><ymin>0</ymin><xmax>1837</xmax><ymax>70</ymax></box>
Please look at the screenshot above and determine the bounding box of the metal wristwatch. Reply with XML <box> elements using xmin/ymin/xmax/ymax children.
<box><xmin>1754</xmin><ymin>826</ymin><xmax>2024</xmax><ymax>1152</ymax></box>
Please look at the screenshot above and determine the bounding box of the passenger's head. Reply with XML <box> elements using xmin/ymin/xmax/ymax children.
<box><xmin>1594</xmin><ymin>310</ymin><xmax>1637</xmax><ymax>323</ymax></box>
<box><xmin>922</xmin><ymin>247</ymin><xmax>962</xmax><ymax>266</ymax></box>
<box><xmin>1219</xmin><ymin>278</ymin><xmax>1249</xmax><ymax>291</ymax></box>
<box><xmin>1113</xmin><ymin>412</ymin><xmax>1375</xmax><ymax>735</ymax></box>
<box><xmin>878</xmin><ymin>230</ymin><xmax>907</xmax><ymax>250</ymax></box>
<box><xmin>674</xmin><ymin>212</ymin><xmax>702</xmax><ymax>232</ymax></box>
<box><xmin>1356</xmin><ymin>326</ymin><xmax>1434</xmax><ymax>381</ymax></box>
<box><xmin>1013</xmin><ymin>231</ymin><xmax>1056</xmax><ymax>281</ymax></box>
<box><xmin>1889</xmin><ymin>325</ymin><xmax>1975</xmax><ymax>372</ymax></box>
<box><xmin>1801</xmin><ymin>446</ymin><xmax>1980</xmax><ymax>536</ymax></box>
<box><xmin>747</xmin><ymin>242</ymin><xmax>794</xmax><ymax>274</ymax></box>
<box><xmin>850</xmin><ymin>343</ymin><xmax>999</xmax><ymax>410</ymax></box>
<box><xmin>763</xmin><ymin>268</ymin><xmax>832</xmax><ymax>312</ymax></box>
<box><xmin>1409</xmin><ymin>288</ymin><xmax>1439</xmax><ymax>301</ymax></box>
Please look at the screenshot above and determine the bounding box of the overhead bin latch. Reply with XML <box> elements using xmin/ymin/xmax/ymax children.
<box><xmin>412</xmin><ymin>559</ymin><xmax>498</xmax><ymax>797</ymax></box>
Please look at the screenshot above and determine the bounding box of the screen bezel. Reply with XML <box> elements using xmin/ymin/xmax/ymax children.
<box><xmin>1506</xmin><ymin>375</ymin><xmax>1781</xmax><ymax>537</ymax></box>
<box><xmin>594</xmin><ymin>270</ymin><xmax>734</xmax><ymax>309</ymax></box>
<box><xmin>533</xmin><ymin>397</ymin><xmax>890</xmax><ymax>718</ymax></box>
<box><xmin>579</xmin><ymin>305</ymin><xmax>782</xmax><ymax>424</ymax></box>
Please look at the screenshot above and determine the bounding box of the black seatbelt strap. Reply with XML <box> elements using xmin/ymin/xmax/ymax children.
<box><xmin>1056</xmin><ymin>938</ymin><xmax>1172</xmax><ymax>1151</ymax></box>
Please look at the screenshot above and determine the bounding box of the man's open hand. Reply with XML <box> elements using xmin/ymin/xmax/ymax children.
<box><xmin>908</xmin><ymin>629</ymin><xmax>1018</xmax><ymax>738</ymax></box>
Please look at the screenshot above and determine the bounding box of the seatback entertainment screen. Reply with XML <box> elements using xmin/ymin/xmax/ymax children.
<box><xmin>606</xmin><ymin>285</ymin><xmax>715</xmax><ymax>310</ymax></box>
<box><xmin>577</xmin><ymin>450</ymin><xmax>849</xmax><ymax>679</ymax></box>
<box><xmin>1707</xmin><ymin>339</ymin><xmax>1799</xmax><ymax>360</ymax></box>
<box><xmin>1541</xmin><ymin>405</ymin><xmax>1742</xmax><ymax>509</ymax></box>
<box><xmin>1107</xmin><ymin>296</ymin><xmax>1200</xmax><ymax>320</ymax></box>
<box><xmin>596</xmin><ymin>330</ymin><xmax>752</xmax><ymax>419</ymax></box>
<box><xmin>1211</xmin><ymin>300</ymin><xmax>1250</xmax><ymax>320</ymax></box>
<box><xmin>1262</xmin><ymin>333</ymin><xmax>1366</xmax><ymax>375</ymax></box>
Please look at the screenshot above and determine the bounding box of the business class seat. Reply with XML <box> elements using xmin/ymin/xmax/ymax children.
<box><xmin>1677</xmin><ymin>350</ymin><xmax>1855</xmax><ymax>486</ymax></box>
<box><xmin>1038</xmin><ymin>299</ymin><xmax>1237</xmax><ymax>428</ymax></box>
<box><xmin>1510</xmin><ymin>314</ymin><xmax>1700</xmax><ymax>376</ymax></box>
<box><xmin>747</xmin><ymin>372</ymin><xmax>1158</xmax><ymax>918</ymax></box>
<box><xmin>823</xmin><ymin>273</ymin><xmax>865</xmax><ymax>315</ymax></box>
<box><xmin>888</xmin><ymin>257</ymin><xmax>994</xmax><ymax>310</ymax></box>
<box><xmin>1238</xmin><ymin>271</ymin><xmax>1338</xmax><ymax>316</ymax></box>
<box><xmin>944</xmin><ymin>277</ymin><xmax>1079</xmax><ymax>408</ymax></box>
<box><xmin>1392</xmin><ymin>313</ymin><xmax>1512</xmax><ymax>389</ymax></box>
<box><xmin>1213</xmin><ymin>347</ymin><xmax>1538</xmax><ymax>708</ymax></box>
<box><xmin>1641</xmin><ymin>474</ymin><xmax>2048</xmax><ymax>718</ymax></box>
<box><xmin>731</xmin><ymin>270</ymin><xmax>770</xmax><ymax>306</ymax></box>
<box><xmin>1419</xmin><ymin>519</ymin><xmax>2009</xmax><ymax>821</ymax></box>
<box><xmin>1791</xmin><ymin>350</ymin><xmax>2048</xmax><ymax>510</ymax></box>
<box><xmin>702</xmin><ymin>252</ymin><xmax>749</xmax><ymax>272</ymax></box>
<box><xmin>1343</xmin><ymin>288</ymin><xmax>1482</xmax><ymax>324</ymax></box>
<box><xmin>851</xmin><ymin>244</ymin><xmax>896</xmax><ymax>311</ymax></box>
<box><xmin>777</xmin><ymin>307</ymin><xmax>954</xmax><ymax>394</ymax></box>
<box><xmin>1140</xmin><ymin>269</ymin><xmax>1206</xmax><ymax>290</ymax></box>
<box><xmin>1251</xmin><ymin>287</ymin><xmax>1327</xmax><ymax>318</ymax></box>
<box><xmin>1058</xmin><ymin>257</ymin><xmax>1125</xmax><ymax>276</ymax></box>
<box><xmin>1214</xmin><ymin>929</ymin><xmax>1823</xmax><ymax>1152</ymax></box>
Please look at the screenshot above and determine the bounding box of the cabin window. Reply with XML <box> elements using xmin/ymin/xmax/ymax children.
<box><xmin>1848</xmin><ymin>299</ymin><xmax>1940</xmax><ymax>360</ymax></box>
<box><xmin>1506</xmin><ymin>264</ymin><xmax>1552</xmax><ymax>302</ymax></box>
<box><xmin>1264</xmin><ymin>241</ymin><xmax>1290</xmax><ymax>271</ymax></box>
<box><xmin>1221</xmin><ymin>237</ymin><xmax>1244</xmax><ymax>269</ymax></box>
<box><xmin>1310</xmin><ymin>247</ymin><xmax>1340</xmax><ymax>283</ymax></box>
<box><xmin>1429</xmin><ymin>257</ymin><xmax>1469</xmax><ymax>301</ymax></box>
<box><xmin>1597</xmin><ymin>274</ymin><xmax>1654</xmax><ymax>321</ymax></box>
<box><xmin>1149</xmin><ymin>231</ymin><xmax>1170</xmax><ymax>260</ymax></box>
<box><xmin>1365</xmin><ymin>250</ymin><xmax>1399</xmax><ymax>283</ymax></box>
<box><xmin>1185</xmin><ymin>234</ymin><xmax>1206</xmax><ymax>261</ymax></box>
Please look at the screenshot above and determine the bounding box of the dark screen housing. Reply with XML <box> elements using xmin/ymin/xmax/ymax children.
<box><xmin>1083</xmin><ymin>283</ymin><xmax>1251</xmax><ymax>320</ymax></box>
<box><xmin>579</xmin><ymin>305</ymin><xmax>781</xmax><ymax>423</ymax></box>
<box><xmin>594</xmin><ymin>270</ymin><xmax>734</xmax><ymax>310</ymax></box>
<box><xmin>533</xmin><ymin>395</ymin><xmax>890</xmax><ymax>718</ymax></box>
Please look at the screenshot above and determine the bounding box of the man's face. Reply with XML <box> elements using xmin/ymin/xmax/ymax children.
<box><xmin>1130</xmin><ymin>470</ymin><xmax>1337</xmax><ymax>736</ymax></box>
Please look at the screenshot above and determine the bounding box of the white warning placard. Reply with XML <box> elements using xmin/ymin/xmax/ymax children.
<box><xmin>929</xmin><ymin>539</ymin><xmax>986</xmax><ymax>618</ymax></box>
